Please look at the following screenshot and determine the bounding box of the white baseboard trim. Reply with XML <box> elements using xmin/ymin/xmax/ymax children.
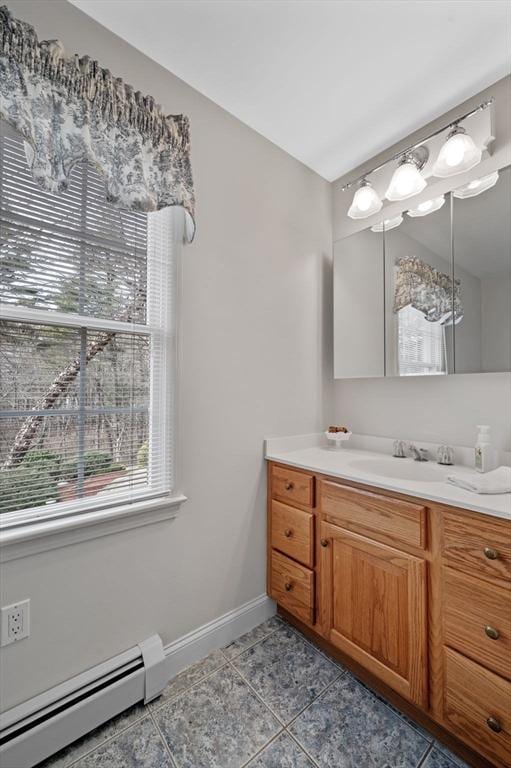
<box><xmin>0</xmin><ymin>596</ymin><xmax>275</xmax><ymax>766</ymax></box>
<box><xmin>163</xmin><ymin>594</ymin><xmax>276</xmax><ymax>679</ymax></box>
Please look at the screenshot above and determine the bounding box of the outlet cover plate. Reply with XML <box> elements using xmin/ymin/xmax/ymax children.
<box><xmin>1</xmin><ymin>599</ymin><xmax>30</xmax><ymax>646</ymax></box>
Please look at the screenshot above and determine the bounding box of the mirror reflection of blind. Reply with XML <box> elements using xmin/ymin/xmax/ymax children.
<box><xmin>398</xmin><ymin>305</ymin><xmax>446</xmax><ymax>376</ymax></box>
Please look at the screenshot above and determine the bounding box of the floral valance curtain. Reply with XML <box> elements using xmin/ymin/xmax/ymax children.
<box><xmin>394</xmin><ymin>256</ymin><xmax>463</xmax><ymax>326</ymax></box>
<box><xmin>0</xmin><ymin>5</ymin><xmax>195</xmax><ymax>241</ymax></box>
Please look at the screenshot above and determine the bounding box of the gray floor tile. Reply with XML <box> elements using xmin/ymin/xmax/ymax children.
<box><xmin>289</xmin><ymin>673</ymin><xmax>430</xmax><ymax>768</ymax></box>
<box><xmin>36</xmin><ymin>625</ymin><xmax>467</xmax><ymax>768</ymax></box>
<box><xmin>154</xmin><ymin>664</ymin><xmax>281</xmax><ymax>768</ymax></box>
<box><xmin>36</xmin><ymin>702</ymin><xmax>147</xmax><ymax>768</ymax></box>
<box><xmin>382</xmin><ymin>700</ymin><xmax>433</xmax><ymax>741</ymax></box>
<box><xmin>432</xmin><ymin>742</ymin><xmax>470</xmax><ymax>768</ymax></box>
<box><xmin>232</xmin><ymin>624</ymin><xmax>340</xmax><ymax>724</ymax></box>
<box><xmin>353</xmin><ymin>677</ymin><xmax>433</xmax><ymax>742</ymax></box>
<box><xmin>222</xmin><ymin>616</ymin><xmax>284</xmax><ymax>660</ymax></box>
<box><xmin>73</xmin><ymin>716</ymin><xmax>173</xmax><ymax>768</ymax></box>
<box><xmin>150</xmin><ymin>648</ymin><xmax>226</xmax><ymax>709</ymax></box>
<box><xmin>272</xmin><ymin>619</ymin><xmax>345</xmax><ymax>674</ymax></box>
<box><xmin>245</xmin><ymin>732</ymin><xmax>316</xmax><ymax>767</ymax></box>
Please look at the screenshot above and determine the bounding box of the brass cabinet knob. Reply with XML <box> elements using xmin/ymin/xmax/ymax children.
<box><xmin>484</xmin><ymin>547</ymin><xmax>500</xmax><ymax>560</ymax></box>
<box><xmin>320</xmin><ymin>538</ymin><xmax>329</xmax><ymax>548</ymax></box>
<box><xmin>284</xmin><ymin>528</ymin><xmax>293</xmax><ymax>538</ymax></box>
<box><xmin>284</xmin><ymin>582</ymin><xmax>293</xmax><ymax>592</ymax></box>
<box><xmin>486</xmin><ymin>716</ymin><xmax>502</xmax><ymax>733</ymax></box>
<box><xmin>284</xmin><ymin>481</ymin><xmax>294</xmax><ymax>491</ymax></box>
<box><xmin>485</xmin><ymin>625</ymin><xmax>500</xmax><ymax>640</ymax></box>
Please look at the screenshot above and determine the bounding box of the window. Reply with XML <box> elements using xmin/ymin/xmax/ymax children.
<box><xmin>0</xmin><ymin>126</ymin><xmax>178</xmax><ymax>526</ymax></box>
<box><xmin>398</xmin><ymin>305</ymin><xmax>446</xmax><ymax>376</ymax></box>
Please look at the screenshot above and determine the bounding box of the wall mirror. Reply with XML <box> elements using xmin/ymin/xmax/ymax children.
<box><xmin>453</xmin><ymin>165</ymin><xmax>511</xmax><ymax>373</ymax></box>
<box><xmin>333</xmin><ymin>165</ymin><xmax>511</xmax><ymax>379</ymax></box>
<box><xmin>333</xmin><ymin>228</ymin><xmax>384</xmax><ymax>378</ymax></box>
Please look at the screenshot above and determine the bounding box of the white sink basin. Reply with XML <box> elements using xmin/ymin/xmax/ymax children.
<box><xmin>348</xmin><ymin>457</ymin><xmax>444</xmax><ymax>483</ymax></box>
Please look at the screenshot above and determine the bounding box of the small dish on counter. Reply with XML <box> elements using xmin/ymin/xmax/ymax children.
<box><xmin>324</xmin><ymin>430</ymin><xmax>352</xmax><ymax>448</ymax></box>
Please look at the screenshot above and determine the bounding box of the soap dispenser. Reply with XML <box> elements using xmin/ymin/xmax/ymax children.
<box><xmin>475</xmin><ymin>425</ymin><xmax>493</xmax><ymax>473</ymax></box>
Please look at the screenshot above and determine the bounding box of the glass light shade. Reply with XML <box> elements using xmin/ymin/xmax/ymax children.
<box><xmin>385</xmin><ymin>161</ymin><xmax>427</xmax><ymax>201</ymax></box>
<box><xmin>452</xmin><ymin>171</ymin><xmax>499</xmax><ymax>199</ymax></box>
<box><xmin>433</xmin><ymin>128</ymin><xmax>482</xmax><ymax>178</ymax></box>
<box><xmin>407</xmin><ymin>195</ymin><xmax>445</xmax><ymax>217</ymax></box>
<box><xmin>347</xmin><ymin>181</ymin><xmax>382</xmax><ymax>219</ymax></box>
<box><xmin>370</xmin><ymin>215</ymin><xmax>403</xmax><ymax>233</ymax></box>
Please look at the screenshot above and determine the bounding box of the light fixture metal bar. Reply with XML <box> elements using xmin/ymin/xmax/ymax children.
<box><xmin>339</xmin><ymin>97</ymin><xmax>494</xmax><ymax>192</ymax></box>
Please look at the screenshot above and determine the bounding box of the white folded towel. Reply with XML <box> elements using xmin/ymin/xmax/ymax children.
<box><xmin>446</xmin><ymin>466</ymin><xmax>511</xmax><ymax>494</ymax></box>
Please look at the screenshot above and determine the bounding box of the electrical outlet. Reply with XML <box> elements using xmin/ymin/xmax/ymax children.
<box><xmin>1</xmin><ymin>600</ymin><xmax>30</xmax><ymax>646</ymax></box>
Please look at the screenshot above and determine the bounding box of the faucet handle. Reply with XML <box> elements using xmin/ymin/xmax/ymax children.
<box><xmin>437</xmin><ymin>445</ymin><xmax>455</xmax><ymax>465</ymax></box>
<box><xmin>393</xmin><ymin>439</ymin><xmax>407</xmax><ymax>458</ymax></box>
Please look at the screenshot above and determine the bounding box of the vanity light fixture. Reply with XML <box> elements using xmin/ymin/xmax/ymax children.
<box><xmin>370</xmin><ymin>215</ymin><xmax>403</xmax><ymax>233</ymax></box>
<box><xmin>385</xmin><ymin>147</ymin><xmax>428</xmax><ymax>202</ymax></box>
<box><xmin>407</xmin><ymin>195</ymin><xmax>445</xmax><ymax>217</ymax></box>
<box><xmin>339</xmin><ymin>98</ymin><xmax>493</xmax><ymax>221</ymax></box>
<box><xmin>347</xmin><ymin>179</ymin><xmax>383</xmax><ymax>219</ymax></box>
<box><xmin>452</xmin><ymin>171</ymin><xmax>499</xmax><ymax>199</ymax></box>
<box><xmin>432</xmin><ymin>125</ymin><xmax>482</xmax><ymax>178</ymax></box>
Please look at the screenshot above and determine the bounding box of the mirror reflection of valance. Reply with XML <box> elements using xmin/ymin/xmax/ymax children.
<box><xmin>0</xmin><ymin>5</ymin><xmax>195</xmax><ymax>240</ymax></box>
<box><xmin>394</xmin><ymin>256</ymin><xmax>463</xmax><ymax>325</ymax></box>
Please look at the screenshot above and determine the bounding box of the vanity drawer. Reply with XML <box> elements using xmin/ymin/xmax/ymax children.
<box><xmin>442</xmin><ymin>510</ymin><xmax>511</xmax><ymax>583</ymax></box>
<box><xmin>270</xmin><ymin>549</ymin><xmax>314</xmax><ymax>625</ymax></box>
<box><xmin>443</xmin><ymin>567</ymin><xmax>511</xmax><ymax>680</ymax></box>
<box><xmin>271</xmin><ymin>465</ymin><xmax>314</xmax><ymax>508</ymax></box>
<box><xmin>319</xmin><ymin>479</ymin><xmax>426</xmax><ymax>550</ymax></box>
<box><xmin>271</xmin><ymin>500</ymin><xmax>314</xmax><ymax>568</ymax></box>
<box><xmin>443</xmin><ymin>648</ymin><xmax>511</xmax><ymax>768</ymax></box>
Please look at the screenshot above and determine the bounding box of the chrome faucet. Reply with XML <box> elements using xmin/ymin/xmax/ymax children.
<box><xmin>410</xmin><ymin>445</ymin><xmax>429</xmax><ymax>462</ymax></box>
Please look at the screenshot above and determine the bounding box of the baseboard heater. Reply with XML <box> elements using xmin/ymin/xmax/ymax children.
<box><xmin>0</xmin><ymin>635</ymin><xmax>168</xmax><ymax>768</ymax></box>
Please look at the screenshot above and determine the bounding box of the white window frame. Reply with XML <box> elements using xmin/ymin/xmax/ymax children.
<box><xmin>397</xmin><ymin>304</ymin><xmax>447</xmax><ymax>376</ymax></box>
<box><xmin>0</xmin><ymin>147</ymin><xmax>186</xmax><ymax>560</ymax></box>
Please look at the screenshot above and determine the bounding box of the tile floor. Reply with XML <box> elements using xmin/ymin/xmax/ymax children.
<box><xmin>38</xmin><ymin>616</ymin><xmax>471</xmax><ymax>768</ymax></box>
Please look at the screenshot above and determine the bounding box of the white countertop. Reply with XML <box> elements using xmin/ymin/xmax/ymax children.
<box><xmin>264</xmin><ymin>434</ymin><xmax>511</xmax><ymax>521</ymax></box>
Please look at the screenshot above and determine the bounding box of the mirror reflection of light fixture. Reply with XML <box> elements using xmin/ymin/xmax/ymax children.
<box><xmin>385</xmin><ymin>147</ymin><xmax>428</xmax><ymax>201</ymax></box>
<box><xmin>407</xmin><ymin>195</ymin><xmax>445</xmax><ymax>217</ymax></box>
<box><xmin>433</xmin><ymin>126</ymin><xmax>482</xmax><ymax>178</ymax></box>
<box><xmin>370</xmin><ymin>215</ymin><xmax>403</xmax><ymax>233</ymax></box>
<box><xmin>452</xmin><ymin>171</ymin><xmax>499</xmax><ymax>199</ymax></box>
<box><xmin>347</xmin><ymin>180</ymin><xmax>383</xmax><ymax>219</ymax></box>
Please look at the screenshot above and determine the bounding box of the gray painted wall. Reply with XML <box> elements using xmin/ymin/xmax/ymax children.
<box><xmin>0</xmin><ymin>0</ymin><xmax>333</xmax><ymax>709</ymax></box>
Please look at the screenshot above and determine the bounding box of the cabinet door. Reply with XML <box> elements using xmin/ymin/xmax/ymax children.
<box><xmin>319</xmin><ymin>522</ymin><xmax>428</xmax><ymax>706</ymax></box>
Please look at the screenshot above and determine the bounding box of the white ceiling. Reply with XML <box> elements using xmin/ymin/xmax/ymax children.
<box><xmin>71</xmin><ymin>0</ymin><xmax>511</xmax><ymax>182</ymax></box>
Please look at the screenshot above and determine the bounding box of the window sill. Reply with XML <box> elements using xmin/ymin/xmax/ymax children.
<box><xmin>0</xmin><ymin>494</ymin><xmax>187</xmax><ymax>563</ymax></box>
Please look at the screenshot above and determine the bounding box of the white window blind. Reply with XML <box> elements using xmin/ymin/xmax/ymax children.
<box><xmin>0</xmin><ymin>125</ymin><xmax>177</xmax><ymax>525</ymax></box>
<box><xmin>398</xmin><ymin>305</ymin><xmax>446</xmax><ymax>376</ymax></box>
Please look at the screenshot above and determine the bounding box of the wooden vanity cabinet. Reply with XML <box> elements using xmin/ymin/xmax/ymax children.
<box><xmin>319</xmin><ymin>521</ymin><xmax>428</xmax><ymax>707</ymax></box>
<box><xmin>267</xmin><ymin>464</ymin><xmax>316</xmax><ymax>624</ymax></box>
<box><xmin>439</xmin><ymin>507</ymin><xmax>511</xmax><ymax>767</ymax></box>
<box><xmin>267</xmin><ymin>460</ymin><xmax>511</xmax><ymax>768</ymax></box>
